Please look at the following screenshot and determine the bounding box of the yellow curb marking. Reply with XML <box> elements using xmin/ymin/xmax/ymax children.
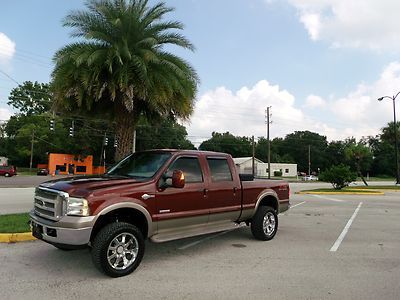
<box><xmin>0</xmin><ymin>232</ymin><xmax>36</xmax><ymax>243</ymax></box>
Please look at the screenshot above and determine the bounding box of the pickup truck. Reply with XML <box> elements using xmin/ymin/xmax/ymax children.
<box><xmin>30</xmin><ymin>150</ymin><xmax>290</xmax><ymax>277</ymax></box>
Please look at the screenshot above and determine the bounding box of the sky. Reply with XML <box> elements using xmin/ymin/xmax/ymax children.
<box><xmin>1</xmin><ymin>0</ymin><xmax>400</xmax><ymax>147</ymax></box>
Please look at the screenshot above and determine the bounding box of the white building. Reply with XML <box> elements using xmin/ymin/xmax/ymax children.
<box><xmin>233</xmin><ymin>157</ymin><xmax>297</xmax><ymax>178</ymax></box>
<box><xmin>0</xmin><ymin>156</ymin><xmax>8</xmax><ymax>166</ymax></box>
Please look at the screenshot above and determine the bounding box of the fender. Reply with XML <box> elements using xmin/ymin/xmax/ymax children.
<box><xmin>251</xmin><ymin>189</ymin><xmax>280</xmax><ymax>218</ymax></box>
<box><xmin>93</xmin><ymin>200</ymin><xmax>154</xmax><ymax>237</ymax></box>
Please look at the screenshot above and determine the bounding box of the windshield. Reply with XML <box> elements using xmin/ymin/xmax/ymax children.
<box><xmin>106</xmin><ymin>152</ymin><xmax>172</xmax><ymax>179</ymax></box>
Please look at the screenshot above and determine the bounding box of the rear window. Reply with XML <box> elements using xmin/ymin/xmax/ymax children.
<box><xmin>207</xmin><ymin>158</ymin><xmax>233</xmax><ymax>182</ymax></box>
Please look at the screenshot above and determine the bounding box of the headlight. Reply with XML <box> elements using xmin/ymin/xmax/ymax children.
<box><xmin>66</xmin><ymin>197</ymin><xmax>90</xmax><ymax>216</ymax></box>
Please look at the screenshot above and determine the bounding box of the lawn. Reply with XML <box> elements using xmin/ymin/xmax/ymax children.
<box><xmin>348</xmin><ymin>185</ymin><xmax>400</xmax><ymax>190</ymax></box>
<box><xmin>0</xmin><ymin>213</ymin><xmax>31</xmax><ymax>233</ymax></box>
<box><xmin>298</xmin><ymin>188</ymin><xmax>383</xmax><ymax>194</ymax></box>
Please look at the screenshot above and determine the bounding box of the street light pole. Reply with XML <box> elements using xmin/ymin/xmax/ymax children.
<box><xmin>378</xmin><ymin>92</ymin><xmax>400</xmax><ymax>184</ymax></box>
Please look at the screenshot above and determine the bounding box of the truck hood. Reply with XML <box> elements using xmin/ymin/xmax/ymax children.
<box><xmin>39</xmin><ymin>175</ymin><xmax>146</xmax><ymax>197</ymax></box>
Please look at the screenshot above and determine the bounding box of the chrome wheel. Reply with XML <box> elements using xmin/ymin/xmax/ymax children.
<box><xmin>107</xmin><ymin>233</ymin><xmax>139</xmax><ymax>270</ymax></box>
<box><xmin>263</xmin><ymin>212</ymin><xmax>276</xmax><ymax>236</ymax></box>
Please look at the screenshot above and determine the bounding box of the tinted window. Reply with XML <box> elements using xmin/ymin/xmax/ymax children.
<box><xmin>167</xmin><ymin>157</ymin><xmax>203</xmax><ymax>183</ymax></box>
<box><xmin>76</xmin><ymin>166</ymin><xmax>87</xmax><ymax>172</ymax></box>
<box><xmin>108</xmin><ymin>152</ymin><xmax>171</xmax><ymax>179</ymax></box>
<box><xmin>207</xmin><ymin>158</ymin><xmax>233</xmax><ymax>182</ymax></box>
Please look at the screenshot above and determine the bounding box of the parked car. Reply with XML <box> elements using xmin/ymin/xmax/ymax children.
<box><xmin>0</xmin><ymin>165</ymin><xmax>17</xmax><ymax>177</ymax></box>
<box><xmin>302</xmin><ymin>175</ymin><xmax>318</xmax><ymax>181</ymax></box>
<box><xmin>37</xmin><ymin>168</ymin><xmax>49</xmax><ymax>176</ymax></box>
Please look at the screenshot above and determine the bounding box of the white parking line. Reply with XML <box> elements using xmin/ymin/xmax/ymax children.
<box><xmin>291</xmin><ymin>201</ymin><xmax>306</xmax><ymax>208</ymax></box>
<box><xmin>179</xmin><ymin>202</ymin><xmax>306</xmax><ymax>250</ymax></box>
<box><xmin>312</xmin><ymin>194</ymin><xmax>344</xmax><ymax>202</ymax></box>
<box><xmin>330</xmin><ymin>202</ymin><xmax>363</xmax><ymax>252</ymax></box>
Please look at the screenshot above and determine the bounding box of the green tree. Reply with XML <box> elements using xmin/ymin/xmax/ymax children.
<box><xmin>199</xmin><ymin>132</ymin><xmax>252</xmax><ymax>157</ymax></box>
<box><xmin>7</xmin><ymin>81</ymin><xmax>52</xmax><ymax>116</ymax></box>
<box><xmin>52</xmin><ymin>0</ymin><xmax>199</xmax><ymax>161</ymax></box>
<box><xmin>344</xmin><ymin>140</ymin><xmax>372</xmax><ymax>186</ymax></box>
<box><xmin>319</xmin><ymin>164</ymin><xmax>357</xmax><ymax>190</ymax></box>
<box><xmin>136</xmin><ymin>118</ymin><xmax>195</xmax><ymax>151</ymax></box>
<box><xmin>281</xmin><ymin>131</ymin><xmax>328</xmax><ymax>173</ymax></box>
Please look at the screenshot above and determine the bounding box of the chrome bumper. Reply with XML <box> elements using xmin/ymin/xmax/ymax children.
<box><xmin>29</xmin><ymin>210</ymin><xmax>95</xmax><ymax>246</ymax></box>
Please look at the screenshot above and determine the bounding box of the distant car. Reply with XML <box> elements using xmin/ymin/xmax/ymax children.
<box><xmin>0</xmin><ymin>165</ymin><xmax>17</xmax><ymax>177</ymax></box>
<box><xmin>302</xmin><ymin>175</ymin><xmax>318</xmax><ymax>181</ymax></box>
<box><xmin>37</xmin><ymin>168</ymin><xmax>49</xmax><ymax>176</ymax></box>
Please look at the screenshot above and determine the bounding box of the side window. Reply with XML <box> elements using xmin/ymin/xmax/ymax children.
<box><xmin>167</xmin><ymin>157</ymin><xmax>203</xmax><ymax>183</ymax></box>
<box><xmin>207</xmin><ymin>158</ymin><xmax>233</xmax><ymax>182</ymax></box>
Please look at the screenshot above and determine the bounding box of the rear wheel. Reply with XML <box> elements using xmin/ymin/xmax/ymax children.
<box><xmin>91</xmin><ymin>222</ymin><xmax>145</xmax><ymax>277</ymax></box>
<box><xmin>251</xmin><ymin>206</ymin><xmax>278</xmax><ymax>241</ymax></box>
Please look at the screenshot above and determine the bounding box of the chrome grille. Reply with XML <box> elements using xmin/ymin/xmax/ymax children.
<box><xmin>34</xmin><ymin>187</ymin><xmax>68</xmax><ymax>221</ymax></box>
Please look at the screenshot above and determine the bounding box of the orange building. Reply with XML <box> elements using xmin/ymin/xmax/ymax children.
<box><xmin>46</xmin><ymin>153</ymin><xmax>105</xmax><ymax>176</ymax></box>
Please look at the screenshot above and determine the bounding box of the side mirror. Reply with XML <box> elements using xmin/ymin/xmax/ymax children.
<box><xmin>171</xmin><ymin>170</ymin><xmax>185</xmax><ymax>188</ymax></box>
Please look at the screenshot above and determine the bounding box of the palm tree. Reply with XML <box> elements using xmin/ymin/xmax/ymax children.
<box><xmin>52</xmin><ymin>0</ymin><xmax>199</xmax><ymax>160</ymax></box>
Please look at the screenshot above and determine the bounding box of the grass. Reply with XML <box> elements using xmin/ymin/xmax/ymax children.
<box><xmin>0</xmin><ymin>213</ymin><xmax>31</xmax><ymax>233</ymax></box>
<box><xmin>15</xmin><ymin>167</ymin><xmax>36</xmax><ymax>176</ymax></box>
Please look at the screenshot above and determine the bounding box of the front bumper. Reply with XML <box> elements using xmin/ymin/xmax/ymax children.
<box><xmin>29</xmin><ymin>210</ymin><xmax>95</xmax><ymax>246</ymax></box>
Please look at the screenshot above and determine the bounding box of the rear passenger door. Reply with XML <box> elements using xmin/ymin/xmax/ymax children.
<box><xmin>206</xmin><ymin>157</ymin><xmax>242</xmax><ymax>224</ymax></box>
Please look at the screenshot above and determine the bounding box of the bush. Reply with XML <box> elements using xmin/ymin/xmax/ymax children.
<box><xmin>274</xmin><ymin>171</ymin><xmax>282</xmax><ymax>177</ymax></box>
<box><xmin>319</xmin><ymin>164</ymin><xmax>357</xmax><ymax>190</ymax></box>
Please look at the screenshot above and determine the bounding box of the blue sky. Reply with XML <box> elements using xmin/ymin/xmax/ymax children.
<box><xmin>1</xmin><ymin>0</ymin><xmax>400</xmax><ymax>146</ymax></box>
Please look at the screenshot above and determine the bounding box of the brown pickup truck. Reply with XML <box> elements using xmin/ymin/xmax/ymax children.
<box><xmin>30</xmin><ymin>150</ymin><xmax>290</xmax><ymax>277</ymax></box>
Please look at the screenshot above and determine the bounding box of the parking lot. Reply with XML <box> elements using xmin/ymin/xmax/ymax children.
<box><xmin>0</xmin><ymin>183</ymin><xmax>399</xmax><ymax>299</ymax></box>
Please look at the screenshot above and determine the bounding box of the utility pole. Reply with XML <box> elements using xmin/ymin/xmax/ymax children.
<box><xmin>265</xmin><ymin>107</ymin><xmax>272</xmax><ymax>179</ymax></box>
<box><xmin>29</xmin><ymin>129</ymin><xmax>35</xmax><ymax>173</ymax></box>
<box><xmin>308</xmin><ymin>145</ymin><xmax>311</xmax><ymax>176</ymax></box>
<box><xmin>252</xmin><ymin>135</ymin><xmax>255</xmax><ymax>177</ymax></box>
<box><xmin>132</xmin><ymin>129</ymin><xmax>137</xmax><ymax>153</ymax></box>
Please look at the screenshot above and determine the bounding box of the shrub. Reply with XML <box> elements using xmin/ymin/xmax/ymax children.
<box><xmin>274</xmin><ymin>171</ymin><xmax>282</xmax><ymax>177</ymax></box>
<box><xmin>319</xmin><ymin>164</ymin><xmax>357</xmax><ymax>190</ymax></box>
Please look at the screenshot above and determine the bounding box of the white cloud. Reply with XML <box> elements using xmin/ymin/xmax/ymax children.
<box><xmin>186</xmin><ymin>61</ymin><xmax>400</xmax><ymax>146</ymax></box>
<box><xmin>0</xmin><ymin>107</ymin><xmax>12</xmax><ymax>121</ymax></box>
<box><xmin>304</xmin><ymin>94</ymin><xmax>326</xmax><ymax>108</ymax></box>
<box><xmin>285</xmin><ymin>0</ymin><xmax>400</xmax><ymax>51</ymax></box>
<box><xmin>0</xmin><ymin>32</ymin><xmax>16</xmax><ymax>65</ymax></box>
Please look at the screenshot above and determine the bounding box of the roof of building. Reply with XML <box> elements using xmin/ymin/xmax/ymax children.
<box><xmin>233</xmin><ymin>157</ymin><xmax>264</xmax><ymax>164</ymax></box>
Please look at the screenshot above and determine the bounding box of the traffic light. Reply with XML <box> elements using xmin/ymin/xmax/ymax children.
<box><xmin>114</xmin><ymin>136</ymin><xmax>118</xmax><ymax>148</ymax></box>
<box><xmin>104</xmin><ymin>136</ymin><xmax>108</xmax><ymax>146</ymax></box>
<box><xmin>50</xmin><ymin>119</ymin><xmax>55</xmax><ymax>131</ymax></box>
<box><xmin>69</xmin><ymin>121</ymin><xmax>74</xmax><ymax>137</ymax></box>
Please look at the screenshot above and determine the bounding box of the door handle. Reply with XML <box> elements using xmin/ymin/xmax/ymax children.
<box><xmin>233</xmin><ymin>187</ymin><xmax>237</xmax><ymax>194</ymax></box>
<box><xmin>203</xmin><ymin>189</ymin><xmax>208</xmax><ymax>196</ymax></box>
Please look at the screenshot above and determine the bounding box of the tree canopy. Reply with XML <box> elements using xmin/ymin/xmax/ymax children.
<box><xmin>52</xmin><ymin>0</ymin><xmax>199</xmax><ymax>160</ymax></box>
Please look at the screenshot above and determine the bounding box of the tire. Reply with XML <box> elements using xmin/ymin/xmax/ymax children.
<box><xmin>251</xmin><ymin>206</ymin><xmax>278</xmax><ymax>241</ymax></box>
<box><xmin>4</xmin><ymin>173</ymin><xmax>10</xmax><ymax>177</ymax></box>
<box><xmin>91</xmin><ymin>222</ymin><xmax>145</xmax><ymax>277</ymax></box>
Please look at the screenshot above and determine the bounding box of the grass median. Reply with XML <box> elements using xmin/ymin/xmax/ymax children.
<box><xmin>0</xmin><ymin>213</ymin><xmax>31</xmax><ymax>233</ymax></box>
<box><xmin>297</xmin><ymin>188</ymin><xmax>384</xmax><ymax>195</ymax></box>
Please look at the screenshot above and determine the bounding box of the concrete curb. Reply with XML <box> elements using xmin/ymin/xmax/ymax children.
<box><xmin>0</xmin><ymin>232</ymin><xmax>36</xmax><ymax>243</ymax></box>
<box><xmin>296</xmin><ymin>191</ymin><xmax>384</xmax><ymax>195</ymax></box>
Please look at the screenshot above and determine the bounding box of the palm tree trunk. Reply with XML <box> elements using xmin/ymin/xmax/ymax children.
<box><xmin>357</xmin><ymin>163</ymin><xmax>369</xmax><ymax>186</ymax></box>
<box><xmin>114</xmin><ymin>107</ymin><xmax>136</xmax><ymax>162</ymax></box>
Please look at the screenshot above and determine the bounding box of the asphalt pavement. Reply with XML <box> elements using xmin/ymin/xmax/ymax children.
<box><xmin>0</xmin><ymin>187</ymin><xmax>399</xmax><ymax>299</ymax></box>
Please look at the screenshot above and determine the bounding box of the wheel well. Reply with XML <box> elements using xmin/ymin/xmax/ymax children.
<box><xmin>258</xmin><ymin>195</ymin><xmax>278</xmax><ymax>212</ymax></box>
<box><xmin>90</xmin><ymin>208</ymin><xmax>148</xmax><ymax>241</ymax></box>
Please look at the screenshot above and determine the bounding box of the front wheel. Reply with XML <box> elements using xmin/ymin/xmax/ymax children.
<box><xmin>91</xmin><ymin>222</ymin><xmax>145</xmax><ymax>277</ymax></box>
<box><xmin>251</xmin><ymin>206</ymin><xmax>278</xmax><ymax>241</ymax></box>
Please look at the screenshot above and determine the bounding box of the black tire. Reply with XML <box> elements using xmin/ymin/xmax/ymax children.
<box><xmin>91</xmin><ymin>222</ymin><xmax>145</xmax><ymax>277</ymax></box>
<box><xmin>251</xmin><ymin>206</ymin><xmax>278</xmax><ymax>241</ymax></box>
<box><xmin>4</xmin><ymin>173</ymin><xmax>10</xmax><ymax>177</ymax></box>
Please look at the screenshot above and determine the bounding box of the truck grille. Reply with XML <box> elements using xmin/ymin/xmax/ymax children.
<box><xmin>34</xmin><ymin>187</ymin><xmax>67</xmax><ymax>221</ymax></box>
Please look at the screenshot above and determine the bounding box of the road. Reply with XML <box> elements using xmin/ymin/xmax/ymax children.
<box><xmin>0</xmin><ymin>188</ymin><xmax>34</xmax><ymax>214</ymax></box>
<box><xmin>0</xmin><ymin>186</ymin><xmax>399</xmax><ymax>299</ymax></box>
